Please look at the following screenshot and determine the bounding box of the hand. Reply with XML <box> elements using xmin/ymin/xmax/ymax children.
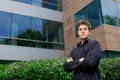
<box><xmin>79</xmin><ymin>58</ymin><xmax>84</xmax><ymax>62</ymax></box>
<box><xmin>67</xmin><ymin>57</ymin><xmax>73</xmax><ymax>62</ymax></box>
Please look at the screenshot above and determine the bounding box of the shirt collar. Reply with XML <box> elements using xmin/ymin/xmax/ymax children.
<box><xmin>77</xmin><ymin>38</ymin><xmax>90</xmax><ymax>47</ymax></box>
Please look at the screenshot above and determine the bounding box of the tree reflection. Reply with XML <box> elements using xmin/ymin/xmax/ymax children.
<box><xmin>103</xmin><ymin>15</ymin><xmax>120</xmax><ymax>26</ymax></box>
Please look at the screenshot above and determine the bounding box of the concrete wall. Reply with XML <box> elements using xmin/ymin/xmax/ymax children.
<box><xmin>0</xmin><ymin>45</ymin><xmax>64</xmax><ymax>61</ymax></box>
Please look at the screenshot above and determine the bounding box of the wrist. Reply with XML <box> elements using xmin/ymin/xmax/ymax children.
<box><xmin>79</xmin><ymin>58</ymin><xmax>84</xmax><ymax>62</ymax></box>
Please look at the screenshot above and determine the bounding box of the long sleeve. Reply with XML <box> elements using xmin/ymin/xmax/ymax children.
<box><xmin>78</xmin><ymin>40</ymin><xmax>102</xmax><ymax>71</ymax></box>
<box><xmin>63</xmin><ymin>59</ymin><xmax>79</xmax><ymax>72</ymax></box>
<box><xmin>63</xmin><ymin>49</ymin><xmax>80</xmax><ymax>72</ymax></box>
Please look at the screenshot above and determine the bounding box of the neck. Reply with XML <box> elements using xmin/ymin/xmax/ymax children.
<box><xmin>80</xmin><ymin>38</ymin><xmax>86</xmax><ymax>45</ymax></box>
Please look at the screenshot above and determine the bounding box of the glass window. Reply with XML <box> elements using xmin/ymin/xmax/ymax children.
<box><xmin>10</xmin><ymin>39</ymin><xmax>30</xmax><ymax>47</ymax></box>
<box><xmin>11</xmin><ymin>14</ymin><xmax>30</xmax><ymax>39</ymax></box>
<box><xmin>30</xmin><ymin>41</ymin><xmax>47</xmax><ymax>48</ymax></box>
<box><xmin>12</xmin><ymin>0</ymin><xmax>31</xmax><ymax>4</ymax></box>
<box><xmin>116</xmin><ymin>1</ymin><xmax>120</xmax><ymax>26</ymax></box>
<box><xmin>48</xmin><ymin>21</ymin><xmax>64</xmax><ymax>43</ymax></box>
<box><xmin>42</xmin><ymin>0</ymin><xmax>62</xmax><ymax>6</ymax></box>
<box><xmin>0</xmin><ymin>38</ymin><xmax>10</xmax><ymax>45</ymax></box>
<box><xmin>31</xmin><ymin>18</ymin><xmax>44</xmax><ymax>41</ymax></box>
<box><xmin>0</xmin><ymin>11</ymin><xmax>11</xmax><ymax>37</ymax></box>
<box><xmin>87</xmin><ymin>0</ymin><xmax>102</xmax><ymax>29</ymax></box>
<box><xmin>42</xmin><ymin>1</ymin><xmax>62</xmax><ymax>11</ymax></box>
<box><xmin>48</xmin><ymin>43</ymin><xmax>64</xmax><ymax>50</ymax></box>
<box><xmin>42</xmin><ymin>20</ymin><xmax>49</xmax><ymax>42</ymax></box>
<box><xmin>101</xmin><ymin>0</ymin><xmax>118</xmax><ymax>26</ymax></box>
<box><xmin>31</xmin><ymin>0</ymin><xmax>42</xmax><ymax>7</ymax></box>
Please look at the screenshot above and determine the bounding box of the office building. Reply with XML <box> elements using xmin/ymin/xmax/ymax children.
<box><xmin>0</xmin><ymin>0</ymin><xmax>64</xmax><ymax>61</ymax></box>
<box><xmin>0</xmin><ymin>0</ymin><xmax>120</xmax><ymax>61</ymax></box>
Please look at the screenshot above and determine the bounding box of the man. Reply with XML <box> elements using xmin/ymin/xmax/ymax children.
<box><xmin>63</xmin><ymin>20</ymin><xmax>102</xmax><ymax>80</ymax></box>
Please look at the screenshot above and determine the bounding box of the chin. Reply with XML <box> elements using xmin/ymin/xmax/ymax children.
<box><xmin>80</xmin><ymin>38</ymin><xmax>87</xmax><ymax>40</ymax></box>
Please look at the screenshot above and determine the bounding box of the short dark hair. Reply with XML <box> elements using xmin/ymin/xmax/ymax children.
<box><xmin>76</xmin><ymin>20</ymin><xmax>91</xmax><ymax>31</ymax></box>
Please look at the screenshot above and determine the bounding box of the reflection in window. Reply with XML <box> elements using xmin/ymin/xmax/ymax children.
<box><xmin>101</xmin><ymin>0</ymin><xmax>118</xmax><ymax>26</ymax></box>
<box><xmin>0</xmin><ymin>38</ymin><xmax>10</xmax><ymax>45</ymax></box>
<box><xmin>31</xmin><ymin>18</ymin><xmax>43</xmax><ymax>41</ymax></box>
<box><xmin>31</xmin><ymin>0</ymin><xmax>42</xmax><ymax>6</ymax></box>
<box><xmin>0</xmin><ymin>11</ymin><xmax>11</xmax><ymax>37</ymax></box>
<box><xmin>48</xmin><ymin>21</ymin><xmax>64</xmax><ymax>43</ymax></box>
<box><xmin>11</xmin><ymin>39</ymin><xmax>30</xmax><ymax>47</ymax></box>
<box><xmin>11</xmin><ymin>14</ymin><xmax>30</xmax><ymax>39</ymax></box>
<box><xmin>42</xmin><ymin>1</ymin><xmax>62</xmax><ymax>11</ymax></box>
<box><xmin>87</xmin><ymin>0</ymin><xmax>102</xmax><ymax>28</ymax></box>
<box><xmin>0</xmin><ymin>11</ymin><xmax>64</xmax><ymax>50</ymax></box>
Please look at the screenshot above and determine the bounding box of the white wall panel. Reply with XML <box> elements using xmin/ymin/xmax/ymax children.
<box><xmin>0</xmin><ymin>45</ymin><xmax>10</xmax><ymax>60</ymax></box>
<box><xmin>0</xmin><ymin>45</ymin><xmax>64</xmax><ymax>61</ymax></box>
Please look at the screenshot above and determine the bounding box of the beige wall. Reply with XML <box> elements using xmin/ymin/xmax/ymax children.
<box><xmin>62</xmin><ymin>0</ymin><xmax>120</xmax><ymax>57</ymax></box>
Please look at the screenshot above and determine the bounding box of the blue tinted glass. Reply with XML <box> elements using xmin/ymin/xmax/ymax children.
<box><xmin>48</xmin><ymin>20</ymin><xmax>64</xmax><ymax>43</ymax></box>
<box><xmin>11</xmin><ymin>14</ymin><xmax>30</xmax><ymax>39</ymax></box>
<box><xmin>31</xmin><ymin>18</ymin><xmax>43</xmax><ymax>40</ymax></box>
<box><xmin>0</xmin><ymin>11</ymin><xmax>11</xmax><ymax>37</ymax></box>
<box><xmin>42</xmin><ymin>20</ymin><xmax>48</xmax><ymax>42</ymax></box>
<box><xmin>42</xmin><ymin>2</ymin><xmax>62</xmax><ymax>11</ymax></box>
<box><xmin>74</xmin><ymin>8</ymin><xmax>87</xmax><ymax>26</ymax></box>
<box><xmin>101</xmin><ymin>0</ymin><xmax>118</xmax><ymax>26</ymax></box>
<box><xmin>87</xmin><ymin>0</ymin><xmax>102</xmax><ymax>29</ymax></box>
<box><xmin>43</xmin><ymin>0</ymin><xmax>62</xmax><ymax>6</ymax></box>
<box><xmin>31</xmin><ymin>0</ymin><xmax>42</xmax><ymax>6</ymax></box>
<box><xmin>13</xmin><ymin>0</ymin><xmax>31</xmax><ymax>4</ymax></box>
<box><xmin>116</xmin><ymin>1</ymin><xmax>120</xmax><ymax>26</ymax></box>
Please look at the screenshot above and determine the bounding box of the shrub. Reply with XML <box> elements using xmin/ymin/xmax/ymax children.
<box><xmin>0</xmin><ymin>58</ymin><xmax>120</xmax><ymax>80</ymax></box>
<box><xmin>0</xmin><ymin>58</ymin><xmax>73</xmax><ymax>80</ymax></box>
<box><xmin>100</xmin><ymin>58</ymin><xmax>120</xmax><ymax>80</ymax></box>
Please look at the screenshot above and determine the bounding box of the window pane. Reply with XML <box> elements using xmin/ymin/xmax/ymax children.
<box><xmin>0</xmin><ymin>11</ymin><xmax>11</xmax><ymax>37</ymax></box>
<box><xmin>116</xmin><ymin>2</ymin><xmax>120</xmax><ymax>26</ymax></box>
<box><xmin>42</xmin><ymin>0</ymin><xmax>62</xmax><ymax>6</ymax></box>
<box><xmin>31</xmin><ymin>0</ymin><xmax>42</xmax><ymax>7</ymax></box>
<box><xmin>31</xmin><ymin>18</ymin><xmax>44</xmax><ymax>41</ymax></box>
<box><xmin>11</xmin><ymin>14</ymin><xmax>30</xmax><ymax>39</ymax></box>
<box><xmin>30</xmin><ymin>41</ymin><xmax>47</xmax><ymax>48</ymax></box>
<box><xmin>10</xmin><ymin>39</ymin><xmax>30</xmax><ymax>47</ymax></box>
<box><xmin>48</xmin><ymin>21</ymin><xmax>64</xmax><ymax>43</ymax></box>
<box><xmin>101</xmin><ymin>0</ymin><xmax>118</xmax><ymax>26</ymax></box>
<box><xmin>48</xmin><ymin>43</ymin><xmax>64</xmax><ymax>50</ymax></box>
<box><xmin>0</xmin><ymin>38</ymin><xmax>10</xmax><ymax>45</ymax></box>
<box><xmin>13</xmin><ymin>0</ymin><xmax>31</xmax><ymax>4</ymax></box>
<box><xmin>87</xmin><ymin>0</ymin><xmax>102</xmax><ymax>29</ymax></box>
<box><xmin>42</xmin><ymin>20</ymin><xmax>48</xmax><ymax>42</ymax></box>
<box><xmin>42</xmin><ymin>2</ymin><xmax>62</xmax><ymax>11</ymax></box>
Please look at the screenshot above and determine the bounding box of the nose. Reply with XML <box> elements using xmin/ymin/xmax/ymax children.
<box><xmin>82</xmin><ymin>31</ymin><xmax>84</xmax><ymax>33</ymax></box>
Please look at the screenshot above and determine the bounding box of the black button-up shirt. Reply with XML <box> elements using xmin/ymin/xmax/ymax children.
<box><xmin>63</xmin><ymin>38</ymin><xmax>102</xmax><ymax>80</ymax></box>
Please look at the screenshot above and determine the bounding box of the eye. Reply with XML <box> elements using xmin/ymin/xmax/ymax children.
<box><xmin>78</xmin><ymin>28</ymin><xmax>82</xmax><ymax>31</ymax></box>
<box><xmin>84</xmin><ymin>28</ymin><xmax>88</xmax><ymax>30</ymax></box>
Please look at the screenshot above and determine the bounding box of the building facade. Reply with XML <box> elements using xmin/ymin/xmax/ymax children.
<box><xmin>0</xmin><ymin>0</ymin><xmax>64</xmax><ymax>61</ymax></box>
<box><xmin>0</xmin><ymin>0</ymin><xmax>120</xmax><ymax>61</ymax></box>
<box><xmin>62</xmin><ymin>0</ymin><xmax>120</xmax><ymax>58</ymax></box>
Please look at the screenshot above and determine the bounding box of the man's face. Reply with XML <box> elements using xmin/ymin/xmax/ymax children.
<box><xmin>77</xmin><ymin>25</ymin><xmax>90</xmax><ymax>40</ymax></box>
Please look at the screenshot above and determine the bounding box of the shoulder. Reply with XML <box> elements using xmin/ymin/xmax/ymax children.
<box><xmin>71</xmin><ymin>46</ymin><xmax>78</xmax><ymax>52</ymax></box>
<box><xmin>88</xmin><ymin>39</ymin><xmax>101</xmax><ymax>48</ymax></box>
<box><xmin>90</xmin><ymin>39</ymin><xmax>100</xmax><ymax>44</ymax></box>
